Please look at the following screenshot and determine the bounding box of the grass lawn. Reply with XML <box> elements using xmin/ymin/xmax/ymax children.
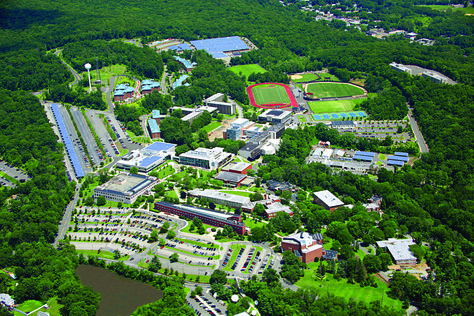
<box><xmin>291</xmin><ymin>73</ymin><xmax>320</xmax><ymax>83</ymax></box>
<box><xmin>170</xmin><ymin>171</ymin><xmax>187</xmax><ymax>182</ymax></box>
<box><xmin>308</xmin><ymin>98</ymin><xmax>365</xmax><ymax>114</ymax></box>
<box><xmin>229</xmin><ymin>64</ymin><xmax>267</xmax><ymax>81</ymax></box>
<box><xmin>306</xmin><ymin>82</ymin><xmax>365</xmax><ymax>98</ymax></box>
<box><xmin>417</xmin><ymin>5</ymin><xmax>474</xmax><ymax>14</ymax></box>
<box><xmin>379</xmin><ymin>154</ymin><xmax>387</xmax><ymax>160</ymax></box>
<box><xmin>85</xmin><ymin>64</ymin><xmax>127</xmax><ymax>86</ymax></box>
<box><xmin>296</xmin><ymin>270</ymin><xmax>402</xmax><ymax>309</ymax></box>
<box><xmin>14</xmin><ymin>300</ymin><xmax>44</xmax><ymax>316</ymax></box>
<box><xmin>41</xmin><ymin>297</ymin><xmax>63</xmax><ymax>316</ymax></box>
<box><xmin>176</xmin><ymin>238</ymin><xmax>218</xmax><ymax>249</ymax></box>
<box><xmin>77</xmin><ymin>249</ymin><xmax>116</xmax><ymax>260</ymax></box>
<box><xmin>0</xmin><ymin>171</ymin><xmax>19</xmax><ymax>185</ymax></box>
<box><xmin>153</xmin><ymin>164</ymin><xmax>175</xmax><ymax>179</ymax></box>
<box><xmin>298</xmin><ymin>115</ymin><xmax>306</xmax><ymax>123</ymax></box>
<box><xmin>164</xmin><ymin>190</ymin><xmax>178</xmax><ymax>199</ymax></box>
<box><xmin>220</xmin><ymin>190</ymin><xmax>253</xmax><ymax>197</ymax></box>
<box><xmin>180</xmin><ymin>220</ymin><xmax>214</xmax><ymax>235</ymax></box>
<box><xmin>202</xmin><ymin>121</ymin><xmax>222</xmax><ymax>133</ymax></box>
<box><xmin>251</xmin><ymin>84</ymin><xmax>290</xmax><ymax>106</ymax></box>
<box><xmin>223</xmin><ymin>244</ymin><xmax>246</xmax><ymax>272</ymax></box>
<box><xmin>243</xmin><ymin>218</ymin><xmax>265</xmax><ymax>230</ymax></box>
<box><xmin>127</xmin><ymin>129</ymin><xmax>152</xmax><ymax>144</ymax></box>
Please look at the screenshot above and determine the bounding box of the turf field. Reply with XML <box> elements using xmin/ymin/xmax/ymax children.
<box><xmin>309</xmin><ymin>98</ymin><xmax>365</xmax><ymax>114</ymax></box>
<box><xmin>291</xmin><ymin>73</ymin><xmax>319</xmax><ymax>83</ymax></box>
<box><xmin>417</xmin><ymin>5</ymin><xmax>474</xmax><ymax>14</ymax></box>
<box><xmin>229</xmin><ymin>64</ymin><xmax>267</xmax><ymax>79</ymax></box>
<box><xmin>251</xmin><ymin>84</ymin><xmax>290</xmax><ymax>105</ymax></box>
<box><xmin>306</xmin><ymin>82</ymin><xmax>365</xmax><ymax>98</ymax></box>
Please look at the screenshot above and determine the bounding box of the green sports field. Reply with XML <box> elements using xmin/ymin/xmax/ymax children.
<box><xmin>306</xmin><ymin>82</ymin><xmax>365</xmax><ymax>98</ymax></box>
<box><xmin>291</xmin><ymin>73</ymin><xmax>319</xmax><ymax>83</ymax></box>
<box><xmin>417</xmin><ymin>5</ymin><xmax>474</xmax><ymax>14</ymax></box>
<box><xmin>309</xmin><ymin>98</ymin><xmax>365</xmax><ymax>114</ymax></box>
<box><xmin>229</xmin><ymin>64</ymin><xmax>267</xmax><ymax>80</ymax></box>
<box><xmin>252</xmin><ymin>84</ymin><xmax>290</xmax><ymax>105</ymax></box>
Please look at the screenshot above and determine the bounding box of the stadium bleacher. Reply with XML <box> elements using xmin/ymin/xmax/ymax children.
<box><xmin>51</xmin><ymin>104</ymin><xmax>85</xmax><ymax>178</ymax></box>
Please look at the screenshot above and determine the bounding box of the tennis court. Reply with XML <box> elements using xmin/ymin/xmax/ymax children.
<box><xmin>313</xmin><ymin>111</ymin><xmax>368</xmax><ymax>120</ymax></box>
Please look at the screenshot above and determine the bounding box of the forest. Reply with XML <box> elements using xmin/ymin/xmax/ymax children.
<box><xmin>0</xmin><ymin>0</ymin><xmax>473</xmax><ymax>314</ymax></box>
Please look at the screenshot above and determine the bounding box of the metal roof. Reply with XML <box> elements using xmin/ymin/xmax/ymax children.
<box><xmin>388</xmin><ymin>155</ymin><xmax>409</xmax><ymax>162</ymax></box>
<box><xmin>190</xmin><ymin>36</ymin><xmax>249</xmax><ymax>56</ymax></box>
<box><xmin>173</xmin><ymin>56</ymin><xmax>196</xmax><ymax>69</ymax></box>
<box><xmin>152</xmin><ymin>110</ymin><xmax>160</xmax><ymax>119</ymax></box>
<box><xmin>144</xmin><ymin>142</ymin><xmax>175</xmax><ymax>153</ymax></box>
<box><xmin>331</xmin><ymin>120</ymin><xmax>354</xmax><ymax>126</ymax></box>
<box><xmin>394</xmin><ymin>152</ymin><xmax>409</xmax><ymax>157</ymax></box>
<box><xmin>354</xmin><ymin>151</ymin><xmax>375</xmax><ymax>157</ymax></box>
<box><xmin>313</xmin><ymin>190</ymin><xmax>344</xmax><ymax>208</ymax></box>
<box><xmin>388</xmin><ymin>159</ymin><xmax>404</xmax><ymax>166</ymax></box>
<box><xmin>147</xmin><ymin>119</ymin><xmax>160</xmax><ymax>134</ymax></box>
<box><xmin>140</xmin><ymin>156</ymin><xmax>162</xmax><ymax>168</ymax></box>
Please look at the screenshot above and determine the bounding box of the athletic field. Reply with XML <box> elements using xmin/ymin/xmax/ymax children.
<box><xmin>290</xmin><ymin>73</ymin><xmax>319</xmax><ymax>83</ymax></box>
<box><xmin>309</xmin><ymin>99</ymin><xmax>365</xmax><ymax>114</ymax></box>
<box><xmin>306</xmin><ymin>82</ymin><xmax>365</xmax><ymax>98</ymax></box>
<box><xmin>251</xmin><ymin>84</ymin><xmax>290</xmax><ymax>106</ymax></box>
<box><xmin>229</xmin><ymin>64</ymin><xmax>267</xmax><ymax>80</ymax></box>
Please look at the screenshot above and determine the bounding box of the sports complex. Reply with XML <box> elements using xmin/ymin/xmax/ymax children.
<box><xmin>247</xmin><ymin>83</ymin><xmax>298</xmax><ymax>109</ymax></box>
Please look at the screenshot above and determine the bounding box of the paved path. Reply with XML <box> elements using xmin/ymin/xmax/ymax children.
<box><xmin>54</xmin><ymin>49</ymin><xmax>82</xmax><ymax>87</ymax></box>
<box><xmin>407</xmin><ymin>106</ymin><xmax>429</xmax><ymax>153</ymax></box>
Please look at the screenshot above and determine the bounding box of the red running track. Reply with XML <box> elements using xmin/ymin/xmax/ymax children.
<box><xmin>247</xmin><ymin>83</ymin><xmax>298</xmax><ymax>109</ymax></box>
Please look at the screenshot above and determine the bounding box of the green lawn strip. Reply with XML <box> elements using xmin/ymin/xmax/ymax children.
<box><xmin>175</xmin><ymin>238</ymin><xmax>218</xmax><ymax>250</ymax></box>
<box><xmin>157</xmin><ymin>268</ymin><xmax>212</xmax><ymax>284</ymax></box>
<box><xmin>308</xmin><ymin>98</ymin><xmax>365</xmax><ymax>114</ymax></box>
<box><xmin>118</xmin><ymin>254</ymin><xmax>131</xmax><ymax>261</ymax></box>
<box><xmin>223</xmin><ymin>244</ymin><xmax>246</xmax><ymax>272</ymax></box>
<box><xmin>243</xmin><ymin>218</ymin><xmax>265</xmax><ymax>230</ymax></box>
<box><xmin>138</xmin><ymin>255</ymin><xmax>210</xmax><ymax>268</ymax></box>
<box><xmin>180</xmin><ymin>220</ymin><xmax>213</xmax><ymax>235</ymax></box>
<box><xmin>296</xmin><ymin>271</ymin><xmax>402</xmax><ymax>309</ymax></box>
<box><xmin>164</xmin><ymin>190</ymin><xmax>178</xmax><ymax>199</ymax></box>
<box><xmin>165</xmin><ymin>246</ymin><xmax>220</xmax><ymax>260</ymax></box>
<box><xmin>14</xmin><ymin>300</ymin><xmax>44</xmax><ymax>316</ymax></box>
<box><xmin>0</xmin><ymin>171</ymin><xmax>19</xmax><ymax>184</ymax></box>
<box><xmin>379</xmin><ymin>154</ymin><xmax>387</xmax><ymax>160</ymax></box>
<box><xmin>76</xmin><ymin>249</ymin><xmax>116</xmax><ymax>260</ymax></box>
<box><xmin>220</xmin><ymin>190</ymin><xmax>253</xmax><ymax>197</ymax></box>
<box><xmin>264</xmin><ymin>255</ymin><xmax>273</xmax><ymax>270</ymax></box>
<box><xmin>203</xmin><ymin>121</ymin><xmax>222</xmax><ymax>133</ymax></box>
<box><xmin>243</xmin><ymin>246</ymin><xmax>263</xmax><ymax>273</ymax></box>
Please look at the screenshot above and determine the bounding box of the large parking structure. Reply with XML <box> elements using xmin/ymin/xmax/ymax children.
<box><xmin>247</xmin><ymin>83</ymin><xmax>298</xmax><ymax>109</ymax></box>
<box><xmin>305</xmin><ymin>82</ymin><xmax>366</xmax><ymax>99</ymax></box>
<box><xmin>313</xmin><ymin>111</ymin><xmax>367</xmax><ymax>120</ymax></box>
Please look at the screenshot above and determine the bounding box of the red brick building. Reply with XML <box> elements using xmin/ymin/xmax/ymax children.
<box><xmin>313</xmin><ymin>190</ymin><xmax>344</xmax><ymax>212</ymax></box>
<box><xmin>229</xmin><ymin>162</ymin><xmax>252</xmax><ymax>175</ymax></box>
<box><xmin>281</xmin><ymin>232</ymin><xmax>325</xmax><ymax>263</ymax></box>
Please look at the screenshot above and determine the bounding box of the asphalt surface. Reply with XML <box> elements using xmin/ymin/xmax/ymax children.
<box><xmin>0</xmin><ymin>161</ymin><xmax>30</xmax><ymax>188</ymax></box>
<box><xmin>69</xmin><ymin>107</ymin><xmax>102</xmax><ymax>166</ymax></box>
<box><xmin>55</xmin><ymin>184</ymin><xmax>81</xmax><ymax>244</ymax></box>
<box><xmin>85</xmin><ymin>109</ymin><xmax>119</xmax><ymax>159</ymax></box>
<box><xmin>408</xmin><ymin>107</ymin><xmax>429</xmax><ymax>153</ymax></box>
<box><xmin>55</xmin><ymin>50</ymin><xmax>82</xmax><ymax>87</ymax></box>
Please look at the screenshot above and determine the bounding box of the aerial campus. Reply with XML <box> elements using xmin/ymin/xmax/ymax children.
<box><xmin>1</xmin><ymin>1</ymin><xmax>473</xmax><ymax>316</ymax></box>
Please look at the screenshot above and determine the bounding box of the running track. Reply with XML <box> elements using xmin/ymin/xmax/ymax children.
<box><xmin>247</xmin><ymin>83</ymin><xmax>298</xmax><ymax>109</ymax></box>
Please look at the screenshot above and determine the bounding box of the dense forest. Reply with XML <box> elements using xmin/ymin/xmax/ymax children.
<box><xmin>0</xmin><ymin>0</ymin><xmax>473</xmax><ymax>314</ymax></box>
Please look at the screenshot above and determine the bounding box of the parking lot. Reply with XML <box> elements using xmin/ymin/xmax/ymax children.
<box><xmin>69</xmin><ymin>107</ymin><xmax>102</xmax><ymax>166</ymax></box>
<box><xmin>187</xmin><ymin>290</ymin><xmax>227</xmax><ymax>316</ymax></box>
<box><xmin>0</xmin><ymin>161</ymin><xmax>30</xmax><ymax>187</ymax></box>
<box><xmin>85</xmin><ymin>109</ymin><xmax>120</xmax><ymax>159</ymax></box>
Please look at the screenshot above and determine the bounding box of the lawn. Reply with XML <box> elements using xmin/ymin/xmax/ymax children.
<box><xmin>76</xmin><ymin>249</ymin><xmax>116</xmax><ymax>260</ymax></box>
<box><xmin>155</xmin><ymin>164</ymin><xmax>176</xmax><ymax>179</ymax></box>
<box><xmin>308</xmin><ymin>98</ymin><xmax>365</xmax><ymax>114</ymax></box>
<box><xmin>290</xmin><ymin>73</ymin><xmax>320</xmax><ymax>83</ymax></box>
<box><xmin>306</xmin><ymin>82</ymin><xmax>365</xmax><ymax>98</ymax></box>
<box><xmin>220</xmin><ymin>190</ymin><xmax>253</xmax><ymax>197</ymax></box>
<box><xmin>229</xmin><ymin>64</ymin><xmax>267</xmax><ymax>81</ymax></box>
<box><xmin>202</xmin><ymin>121</ymin><xmax>222</xmax><ymax>133</ymax></box>
<box><xmin>180</xmin><ymin>220</ymin><xmax>214</xmax><ymax>235</ymax></box>
<box><xmin>14</xmin><ymin>300</ymin><xmax>44</xmax><ymax>316</ymax></box>
<box><xmin>243</xmin><ymin>218</ymin><xmax>265</xmax><ymax>230</ymax></box>
<box><xmin>298</xmin><ymin>115</ymin><xmax>306</xmax><ymax>123</ymax></box>
<box><xmin>0</xmin><ymin>171</ymin><xmax>19</xmax><ymax>184</ymax></box>
<box><xmin>243</xmin><ymin>246</ymin><xmax>263</xmax><ymax>273</ymax></box>
<box><xmin>223</xmin><ymin>244</ymin><xmax>246</xmax><ymax>272</ymax></box>
<box><xmin>251</xmin><ymin>84</ymin><xmax>290</xmax><ymax>106</ymax></box>
<box><xmin>379</xmin><ymin>154</ymin><xmax>387</xmax><ymax>160</ymax></box>
<box><xmin>165</xmin><ymin>189</ymin><xmax>178</xmax><ymax>199</ymax></box>
<box><xmin>417</xmin><ymin>5</ymin><xmax>474</xmax><ymax>14</ymax></box>
<box><xmin>296</xmin><ymin>269</ymin><xmax>402</xmax><ymax>309</ymax></box>
<box><xmin>170</xmin><ymin>171</ymin><xmax>187</xmax><ymax>182</ymax></box>
<box><xmin>126</xmin><ymin>129</ymin><xmax>152</xmax><ymax>144</ymax></box>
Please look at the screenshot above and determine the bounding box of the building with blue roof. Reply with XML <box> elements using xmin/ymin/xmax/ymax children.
<box><xmin>168</xmin><ymin>43</ymin><xmax>192</xmax><ymax>52</ymax></box>
<box><xmin>173</xmin><ymin>74</ymin><xmax>189</xmax><ymax>90</ymax></box>
<box><xmin>116</xmin><ymin>142</ymin><xmax>176</xmax><ymax>173</ymax></box>
<box><xmin>93</xmin><ymin>173</ymin><xmax>158</xmax><ymax>204</ymax></box>
<box><xmin>148</xmin><ymin>119</ymin><xmax>161</xmax><ymax>139</ymax></box>
<box><xmin>141</xmin><ymin>79</ymin><xmax>160</xmax><ymax>95</ymax></box>
<box><xmin>173</xmin><ymin>56</ymin><xmax>197</xmax><ymax>72</ymax></box>
<box><xmin>114</xmin><ymin>83</ymin><xmax>135</xmax><ymax>102</ymax></box>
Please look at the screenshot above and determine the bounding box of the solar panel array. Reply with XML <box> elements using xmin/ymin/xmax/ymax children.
<box><xmin>190</xmin><ymin>36</ymin><xmax>249</xmax><ymax>58</ymax></box>
<box><xmin>51</xmin><ymin>104</ymin><xmax>85</xmax><ymax>178</ymax></box>
<box><xmin>387</xmin><ymin>160</ymin><xmax>404</xmax><ymax>166</ymax></box>
<box><xmin>353</xmin><ymin>151</ymin><xmax>375</xmax><ymax>162</ymax></box>
<box><xmin>140</xmin><ymin>156</ymin><xmax>162</xmax><ymax>168</ymax></box>
<box><xmin>168</xmin><ymin>43</ymin><xmax>191</xmax><ymax>51</ymax></box>
<box><xmin>394</xmin><ymin>152</ymin><xmax>408</xmax><ymax>157</ymax></box>
<box><xmin>388</xmin><ymin>155</ymin><xmax>409</xmax><ymax>162</ymax></box>
<box><xmin>388</xmin><ymin>152</ymin><xmax>410</xmax><ymax>167</ymax></box>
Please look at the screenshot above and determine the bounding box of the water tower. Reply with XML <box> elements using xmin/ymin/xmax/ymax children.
<box><xmin>84</xmin><ymin>63</ymin><xmax>92</xmax><ymax>93</ymax></box>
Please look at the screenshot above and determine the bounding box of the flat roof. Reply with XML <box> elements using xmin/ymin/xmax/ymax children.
<box><xmin>283</xmin><ymin>232</ymin><xmax>323</xmax><ymax>247</ymax></box>
<box><xmin>190</xmin><ymin>36</ymin><xmax>249</xmax><ymax>56</ymax></box>
<box><xmin>215</xmin><ymin>171</ymin><xmax>247</xmax><ymax>183</ymax></box>
<box><xmin>314</xmin><ymin>190</ymin><xmax>344</xmax><ymax>208</ymax></box>
<box><xmin>188</xmin><ymin>189</ymin><xmax>250</xmax><ymax>205</ymax></box>
<box><xmin>377</xmin><ymin>238</ymin><xmax>416</xmax><ymax>262</ymax></box>
<box><xmin>152</xmin><ymin>110</ymin><xmax>160</xmax><ymax>118</ymax></box>
<box><xmin>230</xmin><ymin>162</ymin><xmax>252</xmax><ymax>172</ymax></box>
<box><xmin>95</xmin><ymin>174</ymin><xmax>154</xmax><ymax>195</ymax></box>
<box><xmin>148</xmin><ymin>119</ymin><xmax>160</xmax><ymax>133</ymax></box>
<box><xmin>144</xmin><ymin>142</ymin><xmax>175</xmax><ymax>153</ymax></box>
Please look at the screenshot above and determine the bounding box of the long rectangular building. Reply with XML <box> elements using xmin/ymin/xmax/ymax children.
<box><xmin>93</xmin><ymin>173</ymin><xmax>158</xmax><ymax>204</ymax></box>
<box><xmin>177</xmin><ymin>147</ymin><xmax>234</xmax><ymax>170</ymax></box>
<box><xmin>154</xmin><ymin>201</ymin><xmax>246</xmax><ymax>234</ymax></box>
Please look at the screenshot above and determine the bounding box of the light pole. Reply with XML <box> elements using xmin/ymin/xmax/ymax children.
<box><xmin>84</xmin><ymin>63</ymin><xmax>92</xmax><ymax>93</ymax></box>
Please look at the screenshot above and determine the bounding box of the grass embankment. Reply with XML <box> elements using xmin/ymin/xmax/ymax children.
<box><xmin>127</xmin><ymin>129</ymin><xmax>152</xmax><ymax>144</ymax></box>
<box><xmin>175</xmin><ymin>238</ymin><xmax>219</xmax><ymax>249</ymax></box>
<box><xmin>296</xmin><ymin>262</ymin><xmax>402</xmax><ymax>309</ymax></box>
<box><xmin>223</xmin><ymin>244</ymin><xmax>246</xmax><ymax>272</ymax></box>
<box><xmin>203</xmin><ymin>121</ymin><xmax>222</xmax><ymax>133</ymax></box>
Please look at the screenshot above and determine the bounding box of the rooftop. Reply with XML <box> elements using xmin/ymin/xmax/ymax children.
<box><xmin>230</xmin><ymin>162</ymin><xmax>252</xmax><ymax>172</ymax></box>
<box><xmin>180</xmin><ymin>147</ymin><xmax>224</xmax><ymax>160</ymax></box>
<box><xmin>283</xmin><ymin>232</ymin><xmax>324</xmax><ymax>247</ymax></box>
<box><xmin>173</xmin><ymin>56</ymin><xmax>197</xmax><ymax>69</ymax></box>
<box><xmin>314</xmin><ymin>190</ymin><xmax>344</xmax><ymax>208</ymax></box>
<box><xmin>376</xmin><ymin>238</ymin><xmax>416</xmax><ymax>262</ymax></box>
<box><xmin>173</xmin><ymin>74</ymin><xmax>189</xmax><ymax>89</ymax></box>
<box><xmin>152</xmin><ymin>110</ymin><xmax>160</xmax><ymax>119</ymax></box>
<box><xmin>215</xmin><ymin>171</ymin><xmax>247</xmax><ymax>183</ymax></box>
<box><xmin>188</xmin><ymin>189</ymin><xmax>250</xmax><ymax>205</ymax></box>
<box><xmin>144</xmin><ymin>142</ymin><xmax>176</xmax><ymax>153</ymax></box>
<box><xmin>95</xmin><ymin>174</ymin><xmax>155</xmax><ymax>196</ymax></box>
<box><xmin>190</xmin><ymin>36</ymin><xmax>249</xmax><ymax>57</ymax></box>
<box><xmin>148</xmin><ymin>119</ymin><xmax>160</xmax><ymax>134</ymax></box>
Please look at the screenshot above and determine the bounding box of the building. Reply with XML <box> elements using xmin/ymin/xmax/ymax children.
<box><xmin>229</xmin><ymin>162</ymin><xmax>252</xmax><ymax>175</ymax></box>
<box><xmin>93</xmin><ymin>173</ymin><xmax>158</xmax><ymax>204</ymax></box>
<box><xmin>173</xmin><ymin>56</ymin><xmax>197</xmax><ymax>72</ymax></box>
<box><xmin>224</xmin><ymin>118</ymin><xmax>254</xmax><ymax>140</ymax></box>
<box><xmin>258</xmin><ymin>109</ymin><xmax>292</xmax><ymax>124</ymax></box>
<box><xmin>238</xmin><ymin>123</ymin><xmax>285</xmax><ymax>160</ymax></box>
<box><xmin>113</xmin><ymin>83</ymin><xmax>135</xmax><ymax>102</ymax></box>
<box><xmin>260</xmin><ymin>139</ymin><xmax>281</xmax><ymax>155</ymax></box>
<box><xmin>116</xmin><ymin>142</ymin><xmax>176</xmax><ymax>173</ymax></box>
<box><xmin>177</xmin><ymin>147</ymin><xmax>234</xmax><ymax>170</ymax></box>
<box><xmin>214</xmin><ymin>171</ymin><xmax>247</xmax><ymax>187</ymax></box>
<box><xmin>169</xmin><ymin>106</ymin><xmax>217</xmax><ymax>124</ymax></box>
<box><xmin>331</xmin><ymin>120</ymin><xmax>355</xmax><ymax>129</ymax></box>
<box><xmin>173</xmin><ymin>74</ymin><xmax>190</xmax><ymax>90</ymax></box>
<box><xmin>155</xmin><ymin>201</ymin><xmax>246</xmax><ymax>234</ymax></box>
<box><xmin>281</xmin><ymin>232</ymin><xmax>326</xmax><ymax>263</ymax></box>
<box><xmin>266</xmin><ymin>180</ymin><xmax>296</xmax><ymax>192</ymax></box>
<box><xmin>376</xmin><ymin>238</ymin><xmax>417</xmax><ymax>265</ymax></box>
<box><xmin>313</xmin><ymin>190</ymin><xmax>344</xmax><ymax>212</ymax></box>
<box><xmin>188</xmin><ymin>189</ymin><xmax>251</xmax><ymax>209</ymax></box>
<box><xmin>141</xmin><ymin>79</ymin><xmax>160</xmax><ymax>95</ymax></box>
<box><xmin>152</xmin><ymin>110</ymin><xmax>162</xmax><ymax>124</ymax></box>
<box><xmin>422</xmin><ymin>71</ymin><xmax>447</xmax><ymax>84</ymax></box>
<box><xmin>238</xmin><ymin>142</ymin><xmax>261</xmax><ymax>161</ymax></box>
<box><xmin>0</xmin><ymin>293</ymin><xmax>14</xmax><ymax>307</ymax></box>
<box><xmin>264</xmin><ymin>202</ymin><xmax>293</xmax><ymax>219</ymax></box>
<box><xmin>148</xmin><ymin>119</ymin><xmax>160</xmax><ymax>139</ymax></box>
<box><xmin>203</xmin><ymin>93</ymin><xmax>236</xmax><ymax>115</ymax></box>
<box><xmin>389</xmin><ymin>62</ymin><xmax>412</xmax><ymax>75</ymax></box>
<box><xmin>190</xmin><ymin>36</ymin><xmax>251</xmax><ymax>60</ymax></box>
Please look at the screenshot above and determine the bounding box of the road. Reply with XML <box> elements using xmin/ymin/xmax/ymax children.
<box><xmin>160</xmin><ymin>66</ymin><xmax>168</xmax><ymax>94</ymax></box>
<box><xmin>55</xmin><ymin>184</ymin><xmax>81</xmax><ymax>245</ymax></box>
<box><xmin>70</xmin><ymin>107</ymin><xmax>101</xmax><ymax>166</ymax></box>
<box><xmin>407</xmin><ymin>106</ymin><xmax>429</xmax><ymax>153</ymax></box>
<box><xmin>54</xmin><ymin>49</ymin><xmax>82</xmax><ymax>87</ymax></box>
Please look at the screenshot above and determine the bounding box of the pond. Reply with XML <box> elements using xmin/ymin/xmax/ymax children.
<box><xmin>75</xmin><ymin>265</ymin><xmax>163</xmax><ymax>316</ymax></box>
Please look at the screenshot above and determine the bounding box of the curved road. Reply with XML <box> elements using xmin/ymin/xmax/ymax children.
<box><xmin>54</xmin><ymin>49</ymin><xmax>82</xmax><ymax>87</ymax></box>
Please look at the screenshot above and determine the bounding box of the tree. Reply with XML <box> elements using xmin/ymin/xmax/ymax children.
<box><xmin>379</xmin><ymin>252</ymin><xmax>392</xmax><ymax>271</ymax></box>
<box><xmin>170</xmin><ymin>253</ymin><xmax>179</xmax><ymax>263</ymax></box>
<box><xmin>130</xmin><ymin>166</ymin><xmax>139</xmax><ymax>174</ymax></box>
<box><xmin>148</xmin><ymin>255</ymin><xmax>162</xmax><ymax>272</ymax></box>
<box><xmin>195</xmin><ymin>286</ymin><xmax>203</xmax><ymax>295</ymax></box>
<box><xmin>96</xmin><ymin>195</ymin><xmax>106</xmax><ymax>207</ymax></box>
<box><xmin>250</xmin><ymin>192</ymin><xmax>264</xmax><ymax>202</ymax></box>
<box><xmin>167</xmin><ymin>230</ymin><xmax>176</xmax><ymax>239</ymax></box>
<box><xmin>262</xmin><ymin>268</ymin><xmax>280</xmax><ymax>284</ymax></box>
<box><xmin>160</xmin><ymin>221</ymin><xmax>170</xmax><ymax>233</ymax></box>
<box><xmin>210</xmin><ymin>270</ymin><xmax>227</xmax><ymax>285</ymax></box>
<box><xmin>149</xmin><ymin>229</ymin><xmax>159</xmax><ymax>242</ymax></box>
<box><xmin>363</xmin><ymin>254</ymin><xmax>381</xmax><ymax>273</ymax></box>
<box><xmin>159</xmin><ymin>238</ymin><xmax>166</xmax><ymax>247</ymax></box>
<box><xmin>113</xmin><ymin>249</ymin><xmax>121</xmax><ymax>260</ymax></box>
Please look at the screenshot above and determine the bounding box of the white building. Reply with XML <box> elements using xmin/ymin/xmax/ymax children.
<box><xmin>258</xmin><ymin>109</ymin><xmax>292</xmax><ymax>124</ymax></box>
<box><xmin>0</xmin><ymin>293</ymin><xmax>14</xmax><ymax>306</ymax></box>
<box><xmin>377</xmin><ymin>238</ymin><xmax>417</xmax><ymax>265</ymax></box>
<box><xmin>389</xmin><ymin>62</ymin><xmax>412</xmax><ymax>75</ymax></box>
<box><xmin>313</xmin><ymin>190</ymin><xmax>344</xmax><ymax>211</ymax></box>
<box><xmin>116</xmin><ymin>142</ymin><xmax>176</xmax><ymax>173</ymax></box>
<box><xmin>93</xmin><ymin>173</ymin><xmax>158</xmax><ymax>204</ymax></box>
<box><xmin>203</xmin><ymin>93</ymin><xmax>236</xmax><ymax>115</ymax></box>
<box><xmin>177</xmin><ymin>147</ymin><xmax>234</xmax><ymax>170</ymax></box>
<box><xmin>188</xmin><ymin>189</ymin><xmax>251</xmax><ymax>209</ymax></box>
